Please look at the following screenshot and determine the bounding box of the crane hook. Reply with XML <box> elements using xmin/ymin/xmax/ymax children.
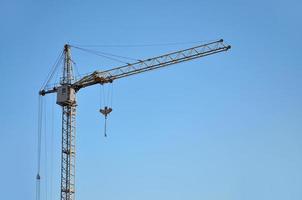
<box><xmin>99</xmin><ymin>106</ymin><xmax>113</xmax><ymax>137</ymax></box>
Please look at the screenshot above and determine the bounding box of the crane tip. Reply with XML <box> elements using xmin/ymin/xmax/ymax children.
<box><xmin>64</xmin><ymin>44</ymin><xmax>70</xmax><ymax>50</ymax></box>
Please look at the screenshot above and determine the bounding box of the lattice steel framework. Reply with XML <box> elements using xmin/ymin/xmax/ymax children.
<box><xmin>73</xmin><ymin>39</ymin><xmax>231</xmax><ymax>89</ymax></box>
<box><xmin>61</xmin><ymin>105</ymin><xmax>76</xmax><ymax>200</ymax></box>
<box><xmin>60</xmin><ymin>44</ymin><xmax>76</xmax><ymax>200</ymax></box>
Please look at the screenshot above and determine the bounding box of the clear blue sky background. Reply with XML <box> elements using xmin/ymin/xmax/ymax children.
<box><xmin>0</xmin><ymin>0</ymin><xmax>301</xmax><ymax>200</ymax></box>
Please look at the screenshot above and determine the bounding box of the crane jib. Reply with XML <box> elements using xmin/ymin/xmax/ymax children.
<box><xmin>71</xmin><ymin>40</ymin><xmax>230</xmax><ymax>90</ymax></box>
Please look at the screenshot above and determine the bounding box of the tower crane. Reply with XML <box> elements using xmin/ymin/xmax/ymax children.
<box><xmin>39</xmin><ymin>39</ymin><xmax>231</xmax><ymax>200</ymax></box>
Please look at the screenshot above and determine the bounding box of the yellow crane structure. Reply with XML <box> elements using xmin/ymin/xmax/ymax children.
<box><xmin>38</xmin><ymin>39</ymin><xmax>231</xmax><ymax>200</ymax></box>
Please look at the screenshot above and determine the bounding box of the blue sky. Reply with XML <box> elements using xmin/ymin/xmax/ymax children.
<box><xmin>0</xmin><ymin>0</ymin><xmax>301</xmax><ymax>200</ymax></box>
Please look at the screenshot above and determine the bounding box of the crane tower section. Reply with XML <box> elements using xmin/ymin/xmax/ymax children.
<box><xmin>60</xmin><ymin>44</ymin><xmax>76</xmax><ymax>200</ymax></box>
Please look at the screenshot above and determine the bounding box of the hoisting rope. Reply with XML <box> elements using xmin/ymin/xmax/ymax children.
<box><xmin>36</xmin><ymin>96</ymin><xmax>43</xmax><ymax>200</ymax></box>
<box><xmin>99</xmin><ymin>84</ymin><xmax>114</xmax><ymax>137</ymax></box>
<box><xmin>50</xmin><ymin>95</ymin><xmax>55</xmax><ymax>200</ymax></box>
<box><xmin>37</xmin><ymin>47</ymin><xmax>62</xmax><ymax>200</ymax></box>
<box><xmin>36</xmin><ymin>92</ymin><xmax>55</xmax><ymax>200</ymax></box>
<box><xmin>100</xmin><ymin>106</ymin><xmax>113</xmax><ymax>137</ymax></box>
<box><xmin>43</xmin><ymin>98</ymin><xmax>48</xmax><ymax>200</ymax></box>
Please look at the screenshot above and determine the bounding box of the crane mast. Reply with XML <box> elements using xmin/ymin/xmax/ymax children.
<box><xmin>60</xmin><ymin>45</ymin><xmax>76</xmax><ymax>200</ymax></box>
<box><xmin>39</xmin><ymin>39</ymin><xmax>231</xmax><ymax>200</ymax></box>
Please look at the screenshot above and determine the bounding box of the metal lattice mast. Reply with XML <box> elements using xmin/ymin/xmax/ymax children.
<box><xmin>60</xmin><ymin>45</ymin><xmax>76</xmax><ymax>200</ymax></box>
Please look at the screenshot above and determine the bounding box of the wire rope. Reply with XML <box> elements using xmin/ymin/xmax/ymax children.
<box><xmin>72</xmin><ymin>61</ymin><xmax>81</xmax><ymax>79</ymax></box>
<box><xmin>71</xmin><ymin>39</ymin><xmax>219</xmax><ymax>48</ymax></box>
<box><xmin>70</xmin><ymin>45</ymin><xmax>138</xmax><ymax>64</ymax></box>
<box><xmin>102</xmin><ymin>85</ymin><xmax>105</xmax><ymax>106</ymax></box>
<box><xmin>110</xmin><ymin>83</ymin><xmax>114</xmax><ymax>108</ymax></box>
<box><xmin>43</xmin><ymin>97</ymin><xmax>48</xmax><ymax>200</ymax></box>
<box><xmin>50</xmin><ymin>95</ymin><xmax>55</xmax><ymax>200</ymax></box>
<box><xmin>41</xmin><ymin>50</ymin><xmax>64</xmax><ymax>90</ymax></box>
<box><xmin>36</xmin><ymin>95</ymin><xmax>43</xmax><ymax>200</ymax></box>
<box><xmin>107</xmin><ymin>85</ymin><xmax>110</xmax><ymax>108</ymax></box>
